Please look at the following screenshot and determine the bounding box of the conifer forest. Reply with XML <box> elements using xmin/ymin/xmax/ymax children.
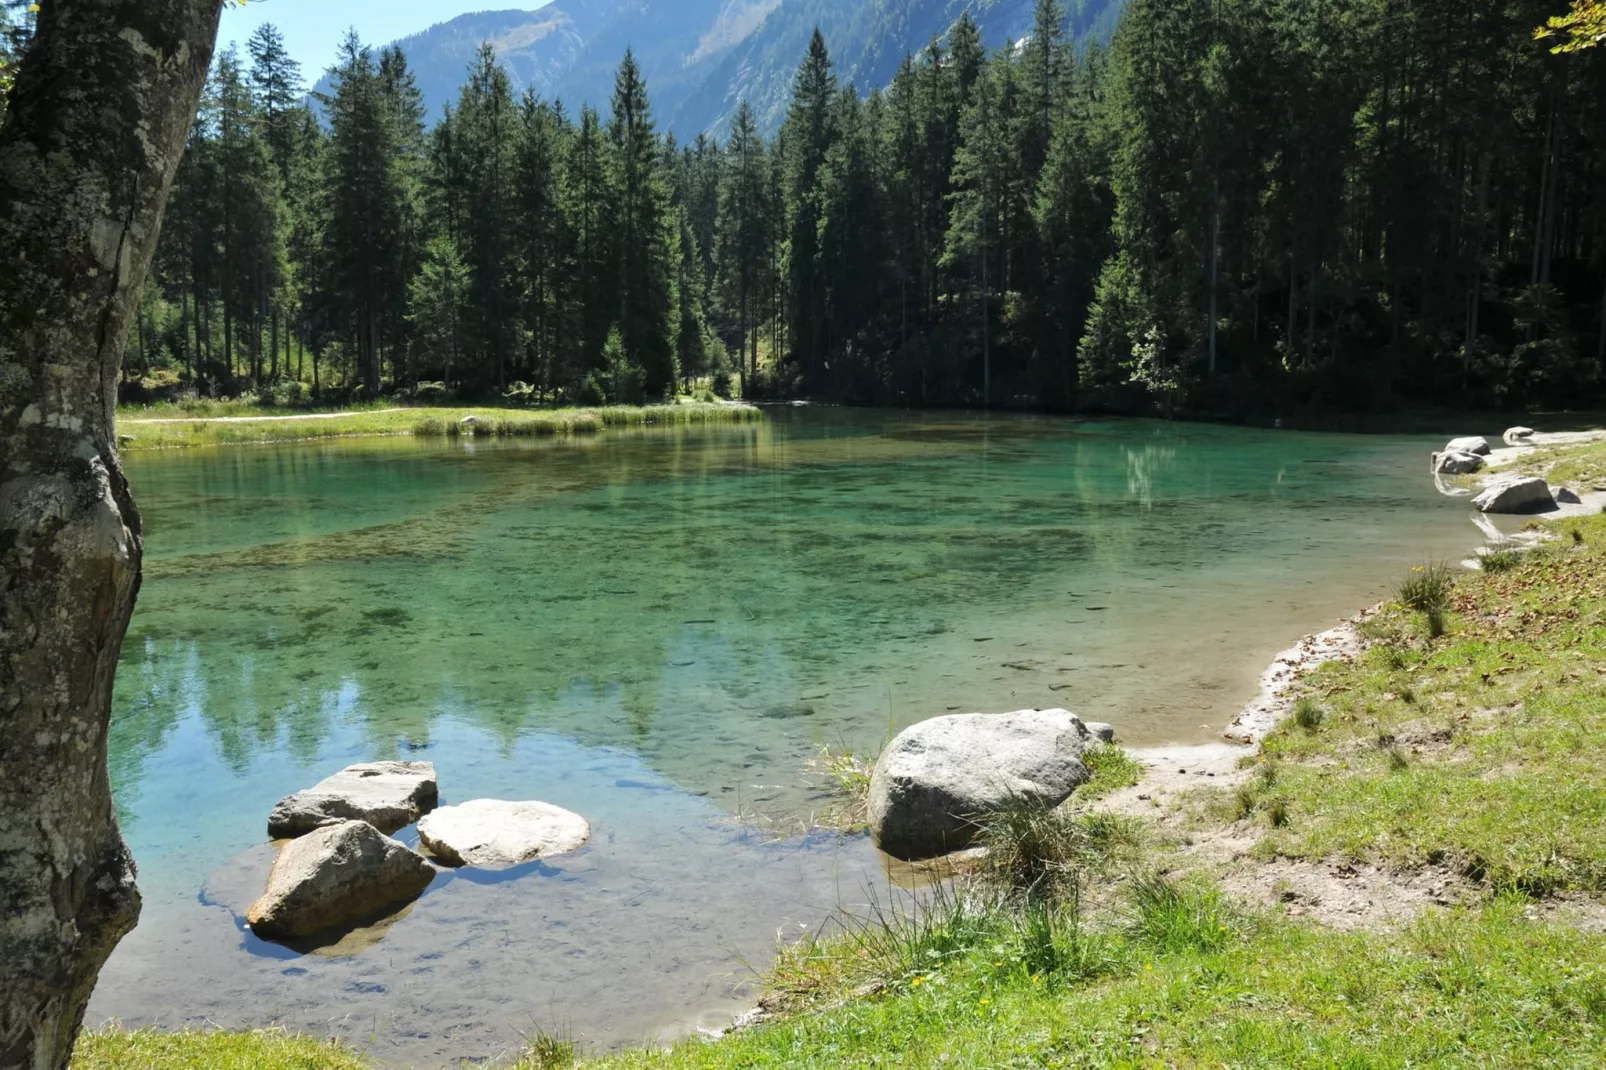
<box><xmin>118</xmin><ymin>1</ymin><xmax>1606</xmax><ymax>414</ymax></box>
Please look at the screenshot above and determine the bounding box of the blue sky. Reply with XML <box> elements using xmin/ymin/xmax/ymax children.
<box><xmin>219</xmin><ymin>0</ymin><xmax>537</xmax><ymax>84</ymax></box>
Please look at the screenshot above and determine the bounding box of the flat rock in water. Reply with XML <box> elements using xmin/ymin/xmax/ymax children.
<box><xmin>1432</xmin><ymin>450</ymin><xmax>1484</xmax><ymax>475</ymax></box>
<box><xmin>246</xmin><ymin>820</ymin><xmax>436</xmax><ymax>940</ymax></box>
<box><xmin>868</xmin><ymin>709</ymin><xmax>1091</xmax><ymax>861</ymax></box>
<box><xmin>1445</xmin><ymin>436</ymin><xmax>1492</xmax><ymax>456</ymax></box>
<box><xmin>1504</xmin><ymin>426</ymin><xmax>1536</xmax><ymax>445</ymax></box>
<box><xmin>1473</xmin><ymin>476</ymin><xmax>1555</xmax><ymax>515</ymax></box>
<box><xmin>267</xmin><ymin>760</ymin><xmax>438</xmax><ymax>839</ymax></box>
<box><xmin>417</xmin><ymin>799</ymin><xmax>591</xmax><ymax>868</ymax></box>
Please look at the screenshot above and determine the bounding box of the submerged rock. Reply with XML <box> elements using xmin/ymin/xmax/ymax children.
<box><xmin>867</xmin><ymin>709</ymin><xmax>1091</xmax><ymax>861</ymax></box>
<box><xmin>1503</xmin><ymin>426</ymin><xmax>1536</xmax><ymax>445</ymax></box>
<box><xmin>417</xmin><ymin>799</ymin><xmax>591</xmax><ymax>867</ymax></box>
<box><xmin>1432</xmin><ymin>450</ymin><xmax>1484</xmax><ymax>475</ymax></box>
<box><xmin>1473</xmin><ymin>476</ymin><xmax>1555</xmax><ymax>515</ymax></box>
<box><xmin>246</xmin><ymin>820</ymin><xmax>436</xmax><ymax>940</ymax></box>
<box><xmin>267</xmin><ymin>761</ymin><xmax>438</xmax><ymax>839</ymax></box>
<box><xmin>1444</xmin><ymin>436</ymin><xmax>1492</xmax><ymax>456</ymax></box>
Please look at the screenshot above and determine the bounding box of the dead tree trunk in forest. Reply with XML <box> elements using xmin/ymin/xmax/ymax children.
<box><xmin>0</xmin><ymin>2</ymin><xmax>222</xmax><ymax>1067</ymax></box>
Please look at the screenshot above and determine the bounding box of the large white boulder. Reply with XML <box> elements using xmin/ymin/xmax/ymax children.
<box><xmin>1432</xmin><ymin>450</ymin><xmax>1484</xmax><ymax>475</ymax></box>
<box><xmin>246</xmin><ymin>820</ymin><xmax>436</xmax><ymax>939</ymax></box>
<box><xmin>867</xmin><ymin>709</ymin><xmax>1091</xmax><ymax>861</ymax></box>
<box><xmin>1473</xmin><ymin>476</ymin><xmax>1555</xmax><ymax>515</ymax></box>
<box><xmin>268</xmin><ymin>761</ymin><xmax>438</xmax><ymax>839</ymax></box>
<box><xmin>417</xmin><ymin>799</ymin><xmax>591</xmax><ymax>868</ymax></box>
<box><xmin>1445</xmin><ymin>436</ymin><xmax>1492</xmax><ymax>456</ymax></box>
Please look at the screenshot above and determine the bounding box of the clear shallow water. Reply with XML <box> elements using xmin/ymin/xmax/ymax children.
<box><xmin>92</xmin><ymin>410</ymin><xmax>1482</xmax><ymax>1064</ymax></box>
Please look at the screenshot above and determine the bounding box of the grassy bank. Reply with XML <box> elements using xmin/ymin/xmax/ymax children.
<box><xmin>75</xmin><ymin>446</ymin><xmax>1606</xmax><ymax>1069</ymax></box>
<box><xmin>114</xmin><ymin>402</ymin><xmax>760</xmax><ymax>450</ymax></box>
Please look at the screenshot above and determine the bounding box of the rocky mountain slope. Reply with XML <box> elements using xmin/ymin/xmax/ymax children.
<box><xmin>317</xmin><ymin>0</ymin><xmax>1123</xmax><ymax>134</ymax></box>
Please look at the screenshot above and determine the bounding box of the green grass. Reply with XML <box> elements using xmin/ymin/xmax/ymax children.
<box><xmin>1244</xmin><ymin>514</ymin><xmax>1606</xmax><ymax>895</ymax></box>
<box><xmin>578</xmin><ymin>898</ymin><xmax>1606</xmax><ymax>1069</ymax></box>
<box><xmin>1480</xmin><ymin>547</ymin><xmax>1525</xmax><ymax>572</ymax></box>
<box><xmin>71</xmin><ymin>1028</ymin><xmax>370</xmax><ymax>1069</ymax></box>
<box><xmin>1513</xmin><ymin>436</ymin><xmax>1606</xmax><ymax>489</ymax></box>
<box><xmin>113</xmin><ymin>402</ymin><xmax>760</xmax><ymax>450</ymax></box>
<box><xmin>80</xmin><ymin>900</ymin><xmax>1606</xmax><ymax>1068</ymax></box>
<box><xmin>1077</xmin><ymin>741</ymin><xmax>1144</xmax><ymax>800</ymax></box>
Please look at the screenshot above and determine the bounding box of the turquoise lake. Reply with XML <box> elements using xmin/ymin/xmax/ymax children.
<box><xmin>89</xmin><ymin>409</ymin><xmax>1489</xmax><ymax>1064</ymax></box>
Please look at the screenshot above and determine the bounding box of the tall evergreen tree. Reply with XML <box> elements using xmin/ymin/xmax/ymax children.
<box><xmin>782</xmin><ymin>30</ymin><xmax>838</xmax><ymax>389</ymax></box>
<box><xmin>608</xmin><ymin>50</ymin><xmax>679</xmax><ymax>398</ymax></box>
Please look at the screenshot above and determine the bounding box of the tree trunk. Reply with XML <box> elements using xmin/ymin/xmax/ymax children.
<box><xmin>0</xmin><ymin>2</ymin><xmax>221</xmax><ymax>1067</ymax></box>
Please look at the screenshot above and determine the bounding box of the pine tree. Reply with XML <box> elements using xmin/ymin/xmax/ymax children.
<box><xmin>321</xmin><ymin>32</ymin><xmax>417</xmax><ymax>396</ymax></box>
<box><xmin>513</xmin><ymin>93</ymin><xmax>571</xmax><ymax>392</ymax></box>
<box><xmin>782</xmin><ymin>30</ymin><xmax>838</xmax><ymax>389</ymax></box>
<box><xmin>716</xmin><ymin>100</ymin><xmax>770</xmax><ymax>386</ymax></box>
<box><xmin>608</xmin><ymin>50</ymin><xmax>679</xmax><ymax>397</ymax></box>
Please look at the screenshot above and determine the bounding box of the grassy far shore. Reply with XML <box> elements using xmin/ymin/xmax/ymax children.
<box><xmin>113</xmin><ymin>400</ymin><xmax>761</xmax><ymax>450</ymax></box>
<box><xmin>74</xmin><ymin>442</ymin><xmax>1606</xmax><ymax>1069</ymax></box>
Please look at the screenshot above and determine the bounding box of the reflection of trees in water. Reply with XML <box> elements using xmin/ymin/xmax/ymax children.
<box><xmin>117</xmin><ymin>422</ymin><xmax>1318</xmax><ymax>813</ymax></box>
<box><xmin>1125</xmin><ymin>444</ymin><xmax>1179</xmax><ymax>508</ymax></box>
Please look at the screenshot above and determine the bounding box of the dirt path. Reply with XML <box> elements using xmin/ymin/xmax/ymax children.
<box><xmin>121</xmin><ymin>408</ymin><xmax>407</xmax><ymax>425</ymax></box>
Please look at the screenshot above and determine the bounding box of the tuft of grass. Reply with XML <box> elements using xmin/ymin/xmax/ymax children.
<box><xmin>809</xmin><ymin>746</ymin><xmax>875</xmax><ymax>832</ymax></box>
<box><xmin>972</xmin><ymin>799</ymin><xmax>1138</xmax><ymax>904</ymax></box>
<box><xmin>520</xmin><ymin>1030</ymin><xmax>577</xmax><ymax>1069</ymax></box>
<box><xmin>1397</xmin><ymin>562</ymin><xmax>1453</xmax><ymax>611</ymax></box>
<box><xmin>1479</xmin><ymin>548</ymin><xmax>1523</xmax><ymax>573</ymax></box>
<box><xmin>1076</xmin><ymin>742</ymin><xmax>1143</xmax><ymax>800</ymax></box>
<box><xmin>1127</xmin><ymin>873</ymin><xmax>1237</xmax><ymax>955</ymax></box>
<box><xmin>1397</xmin><ymin>561</ymin><xmax>1453</xmax><ymax>614</ymax></box>
<box><xmin>1291</xmin><ymin>696</ymin><xmax>1326</xmax><ymax>731</ymax></box>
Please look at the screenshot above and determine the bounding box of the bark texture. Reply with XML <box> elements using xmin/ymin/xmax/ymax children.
<box><xmin>0</xmin><ymin>3</ymin><xmax>222</xmax><ymax>1067</ymax></box>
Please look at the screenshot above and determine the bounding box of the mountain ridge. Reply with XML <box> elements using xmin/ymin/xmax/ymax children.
<box><xmin>313</xmin><ymin>0</ymin><xmax>1124</xmax><ymax>134</ymax></box>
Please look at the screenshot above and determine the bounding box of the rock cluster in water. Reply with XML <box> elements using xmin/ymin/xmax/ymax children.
<box><xmin>247</xmin><ymin>761</ymin><xmax>590</xmax><ymax>941</ymax></box>
<box><xmin>867</xmin><ymin>708</ymin><xmax>1096</xmax><ymax>861</ymax></box>
<box><xmin>1433</xmin><ymin>430</ymin><xmax>1571</xmax><ymax>515</ymax></box>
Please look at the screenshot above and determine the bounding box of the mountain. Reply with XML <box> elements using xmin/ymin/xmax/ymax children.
<box><xmin>316</xmin><ymin>0</ymin><xmax>1124</xmax><ymax>134</ymax></box>
<box><xmin>670</xmin><ymin>0</ymin><xmax>1125</xmax><ymax>134</ymax></box>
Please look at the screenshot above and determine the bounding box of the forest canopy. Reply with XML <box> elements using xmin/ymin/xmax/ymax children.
<box><xmin>119</xmin><ymin>0</ymin><xmax>1606</xmax><ymax>416</ymax></box>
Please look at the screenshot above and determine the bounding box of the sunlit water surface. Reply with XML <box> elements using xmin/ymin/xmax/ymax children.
<box><xmin>91</xmin><ymin>410</ymin><xmax>1485</xmax><ymax>1065</ymax></box>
